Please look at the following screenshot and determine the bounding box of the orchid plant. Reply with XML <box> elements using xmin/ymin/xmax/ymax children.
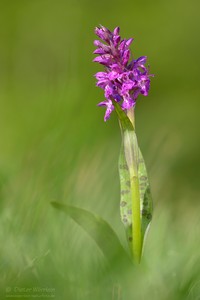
<box><xmin>93</xmin><ymin>25</ymin><xmax>153</xmax><ymax>263</ymax></box>
<box><xmin>52</xmin><ymin>25</ymin><xmax>153</xmax><ymax>267</ymax></box>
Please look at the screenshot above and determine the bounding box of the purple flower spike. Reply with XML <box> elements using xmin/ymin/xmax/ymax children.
<box><xmin>93</xmin><ymin>25</ymin><xmax>153</xmax><ymax>121</ymax></box>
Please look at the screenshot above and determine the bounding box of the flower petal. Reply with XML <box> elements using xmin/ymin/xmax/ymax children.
<box><xmin>98</xmin><ymin>99</ymin><xmax>114</xmax><ymax>121</ymax></box>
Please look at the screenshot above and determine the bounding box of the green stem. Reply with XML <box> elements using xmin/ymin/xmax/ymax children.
<box><xmin>127</xmin><ymin>107</ymin><xmax>142</xmax><ymax>263</ymax></box>
<box><xmin>130</xmin><ymin>174</ymin><xmax>142</xmax><ymax>263</ymax></box>
<box><xmin>116</xmin><ymin>103</ymin><xmax>142</xmax><ymax>263</ymax></box>
<box><xmin>127</xmin><ymin>108</ymin><xmax>135</xmax><ymax>128</ymax></box>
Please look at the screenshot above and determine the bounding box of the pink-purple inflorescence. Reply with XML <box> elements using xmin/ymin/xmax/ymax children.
<box><xmin>93</xmin><ymin>25</ymin><xmax>153</xmax><ymax>121</ymax></box>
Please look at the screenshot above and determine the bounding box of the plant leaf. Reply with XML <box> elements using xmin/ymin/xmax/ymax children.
<box><xmin>51</xmin><ymin>202</ymin><xmax>131</xmax><ymax>268</ymax></box>
<box><xmin>138</xmin><ymin>149</ymin><xmax>153</xmax><ymax>248</ymax></box>
<box><xmin>118</xmin><ymin>144</ymin><xmax>133</xmax><ymax>252</ymax></box>
<box><xmin>112</xmin><ymin>101</ymin><xmax>153</xmax><ymax>257</ymax></box>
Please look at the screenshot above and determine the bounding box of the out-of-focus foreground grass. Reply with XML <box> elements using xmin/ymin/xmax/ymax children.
<box><xmin>0</xmin><ymin>1</ymin><xmax>200</xmax><ymax>299</ymax></box>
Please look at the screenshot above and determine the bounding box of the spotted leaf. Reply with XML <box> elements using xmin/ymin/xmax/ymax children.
<box><xmin>113</xmin><ymin>101</ymin><xmax>153</xmax><ymax>260</ymax></box>
<box><xmin>138</xmin><ymin>149</ymin><xmax>153</xmax><ymax>250</ymax></box>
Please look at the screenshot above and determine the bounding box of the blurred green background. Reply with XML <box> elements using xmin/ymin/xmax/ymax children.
<box><xmin>0</xmin><ymin>0</ymin><xmax>200</xmax><ymax>299</ymax></box>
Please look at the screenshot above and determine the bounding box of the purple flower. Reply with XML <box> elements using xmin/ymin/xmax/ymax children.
<box><xmin>93</xmin><ymin>25</ymin><xmax>153</xmax><ymax>121</ymax></box>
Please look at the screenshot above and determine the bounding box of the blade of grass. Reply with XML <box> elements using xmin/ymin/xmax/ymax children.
<box><xmin>51</xmin><ymin>202</ymin><xmax>132</xmax><ymax>270</ymax></box>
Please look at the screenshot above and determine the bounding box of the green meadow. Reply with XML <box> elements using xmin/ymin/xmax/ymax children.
<box><xmin>1</xmin><ymin>0</ymin><xmax>200</xmax><ymax>299</ymax></box>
